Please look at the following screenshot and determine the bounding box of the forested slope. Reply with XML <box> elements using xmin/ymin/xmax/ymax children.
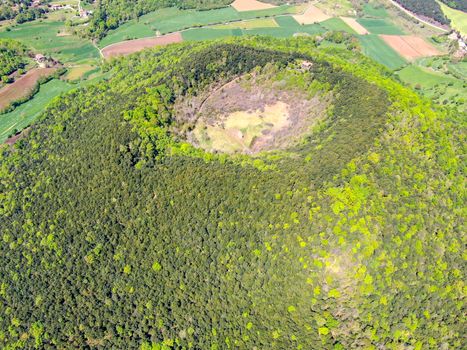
<box><xmin>0</xmin><ymin>38</ymin><xmax>465</xmax><ymax>349</ymax></box>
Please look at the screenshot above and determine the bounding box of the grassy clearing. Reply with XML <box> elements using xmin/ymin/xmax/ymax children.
<box><xmin>315</xmin><ymin>0</ymin><xmax>354</xmax><ymax>16</ymax></box>
<box><xmin>0</xmin><ymin>79</ymin><xmax>73</xmax><ymax>142</ymax></box>
<box><xmin>65</xmin><ymin>65</ymin><xmax>96</xmax><ymax>81</ymax></box>
<box><xmin>439</xmin><ymin>2</ymin><xmax>467</xmax><ymax>35</ymax></box>
<box><xmin>357</xmin><ymin>18</ymin><xmax>404</xmax><ymax>35</ymax></box>
<box><xmin>396</xmin><ymin>64</ymin><xmax>466</xmax><ymax>108</ymax></box>
<box><xmin>359</xmin><ymin>34</ymin><xmax>406</xmax><ymax>69</ymax></box>
<box><xmin>0</xmin><ymin>21</ymin><xmax>100</xmax><ymax>64</ymax></box>
<box><xmin>195</xmin><ymin>101</ymin><xmax>290</xmax><ymax>153</ymax></box>
<box><xmin>99</xmin><ymin>5</ymin><xmax>302</xmax><ymax>48</ymax></box>
<box><xmin>213</xmin><ymin>18</ymin><xmax>278</xmax><ymax>29</ymax></box>
<box><xmin>362</xmin><ymin>3</ymin><xmax>389</xmax><ymax>18</ymax></box>
<box><xmin>320</xmin><ymin>17</ymin><xmax>357</xmax><ymax>34</ymax></box>
<box><xmin>182</xmin><ymin>28</ymin><xmax>242</xmax><ymax>41</ymax></box>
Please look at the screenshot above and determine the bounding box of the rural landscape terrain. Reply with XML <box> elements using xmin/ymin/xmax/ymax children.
<box><xmin>0</xmin><ymin>0</ymin><xmax>465</xmax><ymax>349</ymax></box>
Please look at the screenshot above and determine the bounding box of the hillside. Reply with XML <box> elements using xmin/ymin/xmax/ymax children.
<box><xmin>0</xmin><ymin>38</ymin><xmax>464</xmax><ymax>349</ymax></box>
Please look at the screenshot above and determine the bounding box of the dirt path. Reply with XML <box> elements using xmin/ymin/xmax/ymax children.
<box><xmin>0</xmin><ymin>68</ymin><xmax>57</xmax><ymax>111</ymax></box>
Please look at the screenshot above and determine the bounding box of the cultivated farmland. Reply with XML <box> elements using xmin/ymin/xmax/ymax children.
<box><xmin>231</xmin><ymin>0</ymin><xmax>276</xmax><ymax>12</ymax></box>
<box><xmin>0</xmin><ymin>68</ymin><xmax>57</xmax><ymax>111</ymax></box>
<box><xmin>359</xmin><ymin>34</ymin><xmax>406</xmax><ymax>69</ymax></box>
<box><xmin>101</xmin><ymin>32</ymin><xmax>183</xmax><ymax>58</ymax></box>
<box><xmin>0</xmin><ymin>21</ymin><xmax>100</xmax><ymax>64</ymax></box>
<box><xmin>0</xmin><ymin>79</ymin><xmax>73</xmax><ymax>142</ymax></box>
<box><xmin>357</xmin><ymin>18</ymin><xmax>404</xmax><ymax>35</ymax></box>
<box><xmin>380</xmin><ymin>35</ymin><xmax>442</xmax><ymax>60</ymax></box>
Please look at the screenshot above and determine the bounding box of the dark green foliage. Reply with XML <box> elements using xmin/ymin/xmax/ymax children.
<box><xmin>440</xmin><ymin>0</ymin><xmax>467</xmax><ymax>12</ymax></box>
<box><xmin>0</xmin><ymin>38</ymin><xmax>464</xmax><ymax>349</ymax></box>
<box><xmin>394</xmin><ymin>0</ymin><xmax>450</xmax><ymax>24</ymax></box>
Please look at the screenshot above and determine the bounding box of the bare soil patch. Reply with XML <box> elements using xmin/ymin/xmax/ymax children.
<box><xmin>293</xmin><ymin>4</ymin><xmax>330</xmax><ymax>24</ymax></box>
<box><xmin>231</xmin><ymin>0</ymin><xmax>276</xmax><ymax>12</ymax></box>
<box><xmin>101</xmin><ymin>32</ymin><xmax>183</xmax><ymax>59</ymax></box>
<box><xmin>380</xmin><ymin>35</ymin><xmax>442</xmax><ymax>60</ymax></box>
<box><xmin>340</xmin><ymin>17</ymin><xmax>369</xmax><ymax>35</ymax></box>
<box><xmin>0</xmin><ymin>68</ymin><xmax>57</xmax><ymax>111</ymax></box>
<box><xmin>174</xmin><ymin>73</ymin><xmax>329</xmax><ymax>154</ymax></box>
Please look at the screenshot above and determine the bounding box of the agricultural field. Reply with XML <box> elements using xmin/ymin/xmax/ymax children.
<box><xmin>213</xmin><ymin>18</ymin><xmax>279</xmax><ymax>30</ymax></box>
<box><xmin>439</xmin><ymin>1</ymin><xmax>467</xmax><ymax>35</ymax></box>
<box><xmin>357</xmin><ymin>18</ymin><xmax>405</xmax><ymax>35</ymax></box>
<box><xmin>98</xmin><ymin>4</ymin><xmax>303</xmax><ymax>48</ymax></box>
<box><xmin>381</xmin><ymin>35</ymin><xmax>442</xmax><ymax>60</ymax></box>
<box><xmin>359</xmin><ymin>34</ymin><xmax>407</xmax><ymax>69</ymax></box>
<box><xmin>0</xmin><ymin>79</ymin><xmax>73</xmax><ymax>142</ymax></box>
<box><xmin>0</xmin><ymin>20</ymin><xmax>100</xmax><ymax>64</ymax></box>
<box><xmin>0</xmin><ymin>68</ymin><xmax>57</xmax><ymax>111</ymax></box>
<box><xmin>396</xmin><ymin>57</ymin><xmax>467</xmax><ymax>109</ymax></box>
<box><xmin>320</xmin><ymin>17</ymin><xmax>357</xmax><ymax>34</ymax></box>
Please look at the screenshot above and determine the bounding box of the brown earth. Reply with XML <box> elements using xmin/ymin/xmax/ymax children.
<box><xmin>380</xmin><ymin>35</ymin><xmax>442</xmax><ymax>60</ymax></box>
<box><xmin>293</xmin><ymin>5</ymin><xmax>330</xmax><ymax>24</ymax></box>
<box><xmin>231</xmin><ymin>0</ymin><xmax>276</xmax><ymax>12</ymax></box>
<box><xmin>0</xmin><ymin>68</ymin><xmax>56</xmax><ymax>111</ymax></box>
<box><xmin>174</xmin><ymin>72</ymin><xmax>330</xmax><ymax>154</ymax></box>
<box><xmin>101</xmin><ymin>32</ymin><xmax>183</xmax><ymax>59</ymax></box>
<box><xmin>340</xmin><ymin>17</ymin><xmax>369</xmax><ymax>35</ymax></box>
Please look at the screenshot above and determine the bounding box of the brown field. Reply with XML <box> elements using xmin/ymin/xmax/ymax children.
<box><xmin>340</xmin><ymin>17</ymin><xmax>369</xmax><ymax>34</ymax></box>
<box><xmin>380</xmin><ymin>35</ymin><xmax>442</xmax><ymax>60</ymax></box>
<box><xmin>101</xmin><ymin>32</ymin><xmax>183</xmax><ymax>59</ymax></box>
<box><xmin>293</xmin><ymin>4</ymin><xmax>330</xmax><ymax>25</ymax></box>
<box><xmin>0</xmin><ymin>68</ymin><xmax>56</xmax><ymax>111</ymax></box>
<box><xmin>231</xmin><ymin>0</ymin><xmax>276</xmax><ymax>12</ymax></box>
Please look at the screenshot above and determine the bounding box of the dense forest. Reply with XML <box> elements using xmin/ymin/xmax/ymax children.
<box><xmin>394</xmin><ymin>0</ymin><xmax>450</xmax><ymax>24</ymax></box>
<box><xmin>440</xmin><ymin>0</ymin><xmax>467</xmax><ymax>12</ymax></box>
<box><xmin>0</xmin><ymin>37</ymin><xmax>464</xmax><ymax>349</ymax></box>
<box><xmin>0</xmin><ymin>38</ymin><xmax>28</xmax><ymax>82</ymax></box>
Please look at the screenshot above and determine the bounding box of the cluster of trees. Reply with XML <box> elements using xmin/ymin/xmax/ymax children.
<box><xmin>0</xmin><ymin>38</ymin><xmax>464</xmax><ymax>349</ymax></box>
<box><xmin>0</xmin><ymin>39</ymin><xmax>29</xmax><ymax>83</ymax></box>
<box><xmin>394</xmin><ymin>0</ymin><xmax>450</xmax><ymax>24</ymax></box>
<box><xmin>0</xmin><ymin>0</ymin><xmax>46</xmax><ymax>23</ymax></box>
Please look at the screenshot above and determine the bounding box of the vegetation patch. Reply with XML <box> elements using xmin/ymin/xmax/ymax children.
<box><xmin>357</xmin><ymin>17</ymin><xmax>405</xmax><ymax>35</ymax></box>
<box><xmin>0</xmin><ymin>78</ymin><xmax>73</xmax><ymax>142</ymax></box>
<box><xmin>178</xmin><ymin>65</ymin><xmax>330</xmax><ymax>154</ymax></box>
<box><xmin>0</xmin><ymin>38</ymin><xmax>464</xmax><ymax>350</ymax></box>
<box><xmin>0</xmin><ymin>68</ymin><xmax>57</xmax><ymax>111</ymax></box>
<box><xmin>358</xmin><ymin>34</ymin><xmax>406</xmax><ymax>69</ymax></box>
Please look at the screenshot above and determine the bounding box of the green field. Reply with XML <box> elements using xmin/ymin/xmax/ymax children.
<box><xmin>397</xmin><ymin>59</ymin><xmax>467</xmax><ymax>109</ymax></box>
<box><xmin>439</xmin><ymin>1</ymin><xmax>467</xmax><ymax>35</ymax></box>
<box><xmin>357</xmin><ymin>18</ymin><xmax>404</xmax><ymax>35</ymax></box>
<box><xmin>320</xmin><ymin>17</ymin><xmax>357</xmax><ymax>34</ymax></box>
<box><xmin>0</xmin><ymin>79</ymin><xmax>74</xmax><ymax>142</ymax></box>
<box><xmin>182</xmin><ymin>28</ymin><xmax>242</xmax><ymax>41</ymax></box>
<box><xmin>214</xmin><ymin>18</ymin><xmax>278</xmax><ymax>30</ymax></box>
<box><xmin>99</xmin><ymin>5</ymin><xmax>302</xmax><ymax>48</ymax></box>
<box><xmin>359</xmin><ymin>34</ymin><xmax>406</xmax><ymax>69</ymax></box>
<box><xmin>0</xmin><ymin>21</ymin><xmax>100</xmax><ymax>64</ymax></box>
<box><xmin>363</xmin><ymin>3</ymin><xmax>389</xmax><ymax>18</ymax></box>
